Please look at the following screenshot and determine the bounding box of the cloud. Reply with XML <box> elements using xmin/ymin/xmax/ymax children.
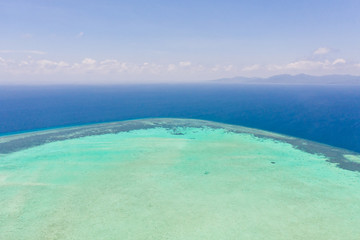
<box><xmin>210</xmin><ymin>64</ymin><xmax>234</xmax><ymax>72</ymax></box>
<box><xmin>224</xmin><ymin>65</ymin><xmax>233</xmax><ymax>71</ymax></box>
<box><xmin>0</xmin><ymin>50</ymin><xmax>46</xmax><ymax>55</ymax></box>
<box><xmin>266</xmin><ymin>58</ymin><xmax>349</xmax><ymax>71</ymax></box>
<box><xmin>0</xmin><ymin>56</ymin><xmax>242</xmax><ymax>83</ymax></box>
<box><xmin>259</xmin><ymin>57</ymin><xmax>360</xmax><ymax>78</ymax></box>
<box><xmin>179</xmin><ymin>61</ymin><xmax>191</xmax><ymax>67</ymax></box>
<box><xmin>82</xmin><ymin>58</ymin><xmax>96</xmax><ymax>65</ymax></box>
<box><xmin>275</xmin><ymin>58</ymin><xmax>346</xmax><ymax>70</ymax></box>
<box><xmin>167</xmin><ymin>64</ymin><xmax>176</xmax><ymax>71</ymax></box>
<box><xmin>313</xmin><ymin>47</ymin><xmax>331</xmax><ymax>55</ymax></box>
<box><xmin>332</xmin><ymin>58</ymin><xmax>346</xmax><ymax>65</ymax></box>
<box><xmin>285</xmin><ymin>60</ymin><xmax>331</xmax><ymax>70</ymax></box>
<box><xmin>242</xmin><ymin>64</ymin><xmax>260</xmax><ymax>71</ymax></box>
<box><xmin>1</xmin><ymin>55</ymin><xmax>359</xmax><ymax>84</ymax></box>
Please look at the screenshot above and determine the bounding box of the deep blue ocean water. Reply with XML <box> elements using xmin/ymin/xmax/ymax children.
<box><xmin>0</xmin><ymin>84</ymin><xmax>359</xmax><ymax>153</ymax></box>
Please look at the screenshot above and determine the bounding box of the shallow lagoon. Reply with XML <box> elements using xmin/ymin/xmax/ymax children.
<box><xmin>1</xmin><ymin>119</ymin><xmax>360</xmax><ymax>240</ymax></box>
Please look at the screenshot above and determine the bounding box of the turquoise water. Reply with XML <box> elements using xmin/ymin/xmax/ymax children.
<box><xmin>1</xmin><ymin>119</ymin><xmax>360</xmax><ymax>239</ymax></box>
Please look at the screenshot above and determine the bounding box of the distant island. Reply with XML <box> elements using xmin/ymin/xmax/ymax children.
<box><xmin>212</xmin><ymin>74</ymin><xmax>360</xmax><ymax>85</ymax></box>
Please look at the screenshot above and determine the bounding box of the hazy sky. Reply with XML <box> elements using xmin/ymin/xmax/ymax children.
<box><xmin>1</xmin><ymin>0</ymin><xmax>360</xmax><ymax>84</ymax></box>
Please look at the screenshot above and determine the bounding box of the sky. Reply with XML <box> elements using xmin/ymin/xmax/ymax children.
<box><xmin>1</xmin><ymin>0</ymin><xmax>360</xmax><ymax>84</ymax></box>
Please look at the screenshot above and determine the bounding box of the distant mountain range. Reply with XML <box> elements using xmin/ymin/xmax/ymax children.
<box><xmin>212</xmin><ymin>74</ymin><xmax>360</xmax><ymax>85</ymax></box>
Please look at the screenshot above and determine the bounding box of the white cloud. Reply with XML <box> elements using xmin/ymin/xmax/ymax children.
<box><xmin>0</xmin><ymin>56</ymin><xmax>242</xmax><ymax>83</ymax></box>
<box><xmin>266</xmin><ymin>59</ymin><xmax>345</xmax><ymax>71</ymax></box>
<box><xmin>332</xmin><ymin>58</ymin><xmax>346</xmax><ymax>65</ymax></box>
<box><xmin>259</xmin><ymin>57</ymin><xmax>360</xmax><ymax>77</ymax></box>
<box><xmin>37</xmin><ymin>59</ymin><xmax>59</xmax><ymax>66</ymax></box>
<box><xmin>286</xmin><ymin>60</ymin><xmax>331</xmax><ymax>70</ymax></box>
<box><xmin>167</xmin><ymin>64</ymin><xmax>176</xmax><ymax>71</ymax></box>
<box><xmin>242</xmin><ymin>64</ymin><xmax>260</xmax><ymax>71</ymax></box>
<box><xmin>1</xmin><ymin>55</ymin><xmax>359</xmax><ymax>84</ymax></box>
<box><xmin>211</xmin><ymin>64</ymin><xmax>234</xmax><ymax>72</ymax></box>
<box><xmin>313</xmin><ymin>47</ymin><xmax>331</xmax><ymax>55</ymax></box>
<box><xmin>179</xmin><ymin>61</ymin><xmax>191</xmax><ymax>67</ymax></box>
<box><xmin>0</xmin><ymin>50</ymin><xmax>46</xmax><ymax>55</ymax></box>
<box><xmin>224</xmin><ymin>65</ymin><xmax>233</xmax><ymax>71</ymax></box>
<box><xmin>82</xmin><ymin>58</ymin><xmax>96</xmax><ymax>65</ymax></box>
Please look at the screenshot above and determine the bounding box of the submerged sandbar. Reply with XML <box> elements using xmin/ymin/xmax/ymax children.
<box><xmin>1</xmin><ymin>118</ymin><xmax>360</xmax><ymax>240</ymax></box>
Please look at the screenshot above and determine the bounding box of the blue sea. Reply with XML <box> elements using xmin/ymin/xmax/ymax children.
<box><xmin>0</xmin><ymin>84</ymin><xmax>359</xmax><ymax>153</ymax></box>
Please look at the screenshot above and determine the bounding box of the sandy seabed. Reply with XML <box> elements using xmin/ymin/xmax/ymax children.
<box><xmin>1</xmin><ymin>119</ymin><xmax>360</xmax><ymax>240</ymax></box>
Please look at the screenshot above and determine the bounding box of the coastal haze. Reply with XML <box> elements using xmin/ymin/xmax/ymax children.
<box><xmin>213</xmin><ymin>74</ymin><xmax>360</xmax><ymax>85</ymax></box>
